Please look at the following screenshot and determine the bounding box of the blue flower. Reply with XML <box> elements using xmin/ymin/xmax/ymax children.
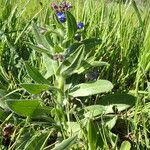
<box><xmin>56</xmin><ymin>12</ymin><xmax>66</xmax><ymax>23</ymax></box>
<box><xmin>77</xmin><ymin>22</ymin><xmax>84</xmax><ymax>29</ymax></box>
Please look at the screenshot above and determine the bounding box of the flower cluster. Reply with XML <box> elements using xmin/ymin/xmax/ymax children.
<box><xmin>51</xmin><ymin>1</ymin><xmax>84</xmax><ymax>29</ymax></box>
<box><xmin>51</xmin><ymin>1</ymin><xmax>72</xmax><ymax>13</ymax></box>
<box><xmin>51</xmin><ymin>1</ymin><xmax>72</xmax><ymax>23</ymax></box>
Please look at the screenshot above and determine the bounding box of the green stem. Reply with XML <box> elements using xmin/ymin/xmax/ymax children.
<box><xmin>55</xmin><ymin>75</ymin><xmax>67</xmax><ymax>137</ymax></box>
<box><xmin>57</xmin><ymin>75</ymin><xmax>65</xmax><ymax>104</ymax></box>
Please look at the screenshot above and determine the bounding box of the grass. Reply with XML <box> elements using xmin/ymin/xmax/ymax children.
<box><xmin>0</xmin><ymin>0</ymin><xmax>150</xmax><ymax>149</ymax></box>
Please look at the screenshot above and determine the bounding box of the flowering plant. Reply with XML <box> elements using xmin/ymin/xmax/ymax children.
<box><xmin>4</xmin><ymin>1</ymin><xmax>117</xmax><ymax>149</ymax></box>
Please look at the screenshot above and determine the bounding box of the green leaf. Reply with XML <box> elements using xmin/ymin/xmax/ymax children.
<box><xmin>67</xmin><ymin>43</ymin><xmax>82</xmax><ymax>55</ymax></box>
<box><xmin>67</xmin><ymin>122</ymin><xmax>81</xmax><ymax>135</ymax></box>
<box><xmin>20</xmin><ymin>84</ymin><xmax>50</xmax><ymax>94</ymax></box>
<box><xmin>24</xmin><ymin>132</ymin><xmax>50</xmax><ymax>150</ymax></box>
<box><xmin>32</xmin><ymin>22</ymin><xmax>52</xmax><ymax>51</ymax></box>
<box><xmin>64</xmin><ymin>44</ymin><xmax>83</xmax><ymax>65</ymax></box>
<box><xmin>0</xmin><ymin>89</ymin><xmax>8</xmax><ymax>109</ymax></box>
<box><xmin>27</xmin><ymin>43</ymin><xmax>52</xmax><ymax>58</ymax></box>
<box><xmin>97</xmin><ymin>93</ymin><xmax>136</xmax><ymax>113</ymax></box>
<box><xmin>15</xmin><ymin>132</ymin><xmax>32</xmax><ymax>150</ymax></box>
<box><xmin>6</xmin><ymin>99</ymin><xmax>51</xmax><ymax>118</ymax></box>
<box><xmin>67</xmin><ymin>120</ymin><xmax>87</xmax><ymax>139</ymax></box>
<box><xmin>66</xmin><ymin>11</ymin><xmax>77</xmax><ymax>39</ymax></box>
<box><xmin>25</xmin><ymin>62</ymin><xmax>49</xmax><ymax>84</ymax></box>
<box><xmin>76</xmin><ymin>60</ymin><xmax>109</xmax><ymax>74</ymax></box>
<box><xmin>69</xmin><ymin>80</ymin><xmax>113</xmax><ymax>97</ymax></box>
<box><xmin>52</xmin><ymin>135</ymin><xmax>77</xmax><ymax>150</ymax></box>
<box><xmin>120</xmin><ymin>141</ymin><xmax>131</xmax><ymax>150</ymax></box>
<box><xmin>43</xmin><ymin>54</ymin><xmax>58</xmax><ymax>78</ymax></box>
<box><xmin>0</xmin><ymin>89</ymin><xmax>20</xmax><ymax>109</ymax></box>
<box><xmin>105</xmin><ymin>116</ymin><xmax>118</xmax><ymax>130</ymax></box>
<box><xmin>84</xmin><ymin>105</ymin><xmax>106</xmax><ymax>118</ymax></box>
<box><xmin>87</xmin><ymin>119</ymin><xmax>97</xmax><ymax>150</ymax></box>
<box><xmin>54</xmin><ymin>45</ymin><xmax>64</xmax><ymax>53</ymax></box>
<box><xmin>61</xmin><ymin>45</ymin><xmax>85</xmax><ymax>76</ymax></box>
<box><xmin>15</xmin><ymin>131</ymin><xmax>51</xmax><ymax>150</ymax></box>
<box><xmin>67</xmin><ymin>38</ymin><xmax>101</xmax><ymax>56</ymax></box>
<box><xmin>0</xmin><ymin>107</ymin><xmax>7</xmax><ymax>121</ymax></box>
<box><xmin>81</xmin><ymin>38</ymin><xmax>102</xmax><ymax>51</ymax></box>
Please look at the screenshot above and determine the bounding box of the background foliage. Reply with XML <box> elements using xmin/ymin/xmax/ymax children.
<box><xmin>0</xmin><ymin>0</ymin><xmax>150</xmax><ymax>149</ymax></box>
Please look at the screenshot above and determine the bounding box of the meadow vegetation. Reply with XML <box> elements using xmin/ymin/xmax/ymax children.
<box><xmin>0</xmin><ymin>0</ymin><xmax>150</xmax><ymax>149</ymax></box>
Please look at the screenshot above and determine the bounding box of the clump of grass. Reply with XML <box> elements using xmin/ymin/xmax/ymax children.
<box><xmin>0</xmin><ymin>0</ymin><xmax>150</xmax><ymax>149</ymax></box>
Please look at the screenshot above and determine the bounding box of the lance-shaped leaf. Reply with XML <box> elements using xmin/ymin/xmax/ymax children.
<box><xmin>66</xmin><ymin>11</ymin><xmax>77</xmax><ymax>39</ymax></box>
<box><xmin>87</xmin><ymin>119</ymin><xmax>97</xmax><ymax>150</ymax></box>
<box><xmin>0</xmin><ymin>89</ymin><xmax>20</xmax><ymax>109</ymax></box>
<box><xmin>20</xmin><ymin>83</ymin><xmax>61</xmax><ymax>95</ymax></box>
<box><xmin>52</xmin><ymin>135</ymin><xmax>77</xmax><ymax>150</ymax></box>
<box><xmin>84</xmin><ymin>105</ymin><xmax>106</xmax><ymax>118</ymax></box>
<box><xmin>43</xmin><ymin>54</ymin><xmax>58</xmax><ymax>78</ymax></box>
<box><xmin>69</xmin><ymin>80</ymin><xmax>113</xmax><ymax>97</ymax></box>
<box><xmin>67</xmin><ymin>43</ymin><xmax>82</xmax><ymax>55</ymax></box>
<box><xmin>82</xmin><ymin>38</ymin><xmax>102</xmax><ymax>51</ymax></box>
<box><xmin>27</xmin><ymin>43</ymin><xmax>53</xmax><ymax>58</ymax></box>
<box><xmin>25</xmin><ymin>62</ymin><xmax>49</xmax><ymax>84</ymax></box>
<box><xmin>61</xmin><ymin>45</ymin><xmax>85</xmax><ymax>77</ymax></box>
<box><xmin>97</xmin><ymin>93</ymin><xmax>136</xmax><ymax>113</ymax></box>
<box><xmin>20</xmin><ymin>84</ymin><xmax>50</xmax><ymax>94</ymax></box>
<box><xmin>6</xmin><ymin>99</ymin><xmax>51</xmax><ymax>118</ymax></box>
<box><xmin>76</xmin><ymin>60</ymin><xmax>109</xmax><ymax>74</ymax></box>
<box><xmin>32</xmin><ymin>22</ymin><xmax>53</xmax><ymax>52</ymax></box>
<box><xmin>67</xmin><ymin>38</ymin><xmax>102</xmax><ymax>55</ymax></box>
<box><xmin>105</xmin><ymin>116</ymin><xmax>118</xmax><ymax>130</ymax></box>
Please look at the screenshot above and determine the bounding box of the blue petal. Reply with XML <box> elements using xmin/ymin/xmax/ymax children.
<box><xmin>77</xmin><ymin>22</ymin><xmax>84</xmax><ymax>29</ymax></box>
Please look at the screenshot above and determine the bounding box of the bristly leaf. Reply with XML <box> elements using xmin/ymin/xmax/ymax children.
<box><xmin>20</xmin><ymin>84</ymin><xmax>50</xmax><ymax>94</ymax></box>
<box><xmin>52</xmin><ymin>135</ymin><xmax>77</xmax><ymax>150</ymax></box>
<box><xmin>84</xmin><ymin>105</ymin><xmax>106</xmax><ymax>118</ymax></box>
<box><xmin>20</xmin><ymin>83</ymin><xmax>61</xmax><ymax>95</ymax></box>
<box><xmin>25</xmin><ymin>62</ymin><xmax>49</xmax><ymax>84</ymax></box>
<box><xmin>61</xmin><ymin>45</ymin><xmax>85</xmax><ymax>77</ymax></box>
<box><xmin>98</xmin><ymin>93</ymin><xmax>136</xmax><ymax>113</ymax></box>
<box><xmin>81</xmin><ymin>38</ymin><xmax>102</xmax><ymax>51</ymax></box>
<box><xmin>69</xmin><ymin>80</ymin><xmax>113</xmax><ymax>97</ymax></box>
<box><xmin>32</xmin><ymin>22</ymin><xmax>53</xmax><ymax>52</ymax></box>
<box><xmin>66</xmin><ymin>11</ymin><xmax>77</xmax><ymax>39</ymax></box>
<box><xmin>76</xmin><ymin>60</ymin><xmax>109</xmax><ymax>74</ymax></box>
<box><xmin>6</xmin><ymin>99</ymin><xmax>52</xmax><ymax>118</ymax></box>
<box><xmin>27</xmin><ymin>43</ymin><xmax>53</xmax><ymax>58</ymax></box>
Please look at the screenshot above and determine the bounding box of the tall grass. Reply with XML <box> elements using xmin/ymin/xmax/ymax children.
<box><xmin>0</xmin><ymin>0</ymin><xmax>150</xmax><ymax>149</ymax></box>
<box><xmin>71</xmin><ymin>0</ymin><xmax>150</xmax><ymax>91</ymax></box>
